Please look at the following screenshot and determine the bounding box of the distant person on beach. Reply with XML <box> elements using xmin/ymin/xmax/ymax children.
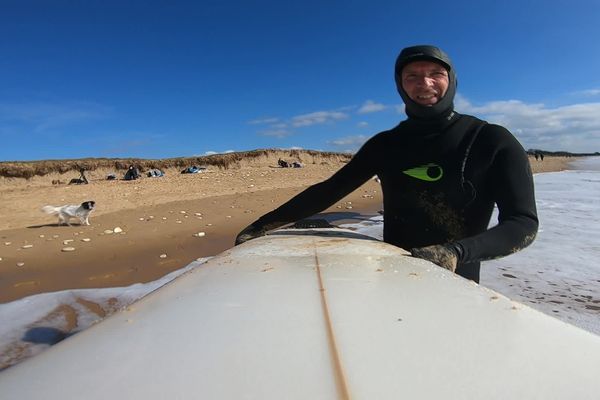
<box><xmin>235</xmin><ymin>45</ymin><xmax>538</xmax><ymax>283</ymax></box>
<box><xmin>124</xmin><ymin>165</ymin><xmax>140</xmax><ymax>181</ymax></box>
<box><xmin>68</xmin><ymin>168</ymin><xmax>89</xmax><ymax>185</ymax></box>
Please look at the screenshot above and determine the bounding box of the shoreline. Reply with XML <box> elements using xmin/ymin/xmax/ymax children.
<box><xmin>0</xmin><ymin>155</ymin><xmax>574</xmax><ymax>304</ymax></box>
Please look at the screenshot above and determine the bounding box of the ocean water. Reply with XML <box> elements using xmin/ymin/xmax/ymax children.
<box><xmin>481</xmin><ymin>157</ymin><xmax>600</xmax><ymax>334</ymax></box>
<box><xmin>1</xmin><ymin>157</ymin><xmax>599</xmax><ymax>370</ymax></box>
<box><xmin>0</xmin><ymin>260</ymin><xmax>208</xmax><ymax>370</ymax></box>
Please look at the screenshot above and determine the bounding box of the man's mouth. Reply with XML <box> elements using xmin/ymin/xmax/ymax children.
<box><xmin>417</xmin><ymin>93</ymin><xmax>437</xmax><ymax>100</ymax></box>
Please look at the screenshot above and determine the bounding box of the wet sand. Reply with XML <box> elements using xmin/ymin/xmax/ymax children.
<box><xmin>0</xmin><ymin>154</ymin><xmax>572</xmax><ymax>304</ymax></box>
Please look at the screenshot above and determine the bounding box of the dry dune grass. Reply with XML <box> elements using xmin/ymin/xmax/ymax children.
<box><xmin>0</xmin><ymin>149</ymin><xmax>351</xmax><ymax>180</ymax></box>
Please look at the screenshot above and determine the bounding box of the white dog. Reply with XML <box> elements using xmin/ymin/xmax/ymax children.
<box><xmin>41</xmin><ymin>201</ymin><xmax>96</xmax><ymax>226</ymax></box>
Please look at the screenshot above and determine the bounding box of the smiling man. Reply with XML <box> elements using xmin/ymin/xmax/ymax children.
<box><xmin>401</xmin><ymin>61</ymin><xmax>449</xmax><ymax>106</ymax></box>
<box><xmin>235</xmin><ymin>45</ymin><xmax>538</xmax><ymax>283</ymax></box>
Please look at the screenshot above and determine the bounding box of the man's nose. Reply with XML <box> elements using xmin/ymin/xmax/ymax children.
<box><xmin>416</xmin><ymin>76</ymin><xmax>435</xmax><ymax>87</ymax></box>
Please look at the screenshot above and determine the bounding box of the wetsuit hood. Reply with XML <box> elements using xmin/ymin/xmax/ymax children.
<box><xmin>394</xmin><ymin>45</ymin><xmax>457</xmax><ymax>120</ymax></box>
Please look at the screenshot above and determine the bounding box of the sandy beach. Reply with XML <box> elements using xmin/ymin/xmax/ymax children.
<box><xmin>0</xmin><ymin>151</ymin><xmax>572</xmax><ymax>304</ymax></box>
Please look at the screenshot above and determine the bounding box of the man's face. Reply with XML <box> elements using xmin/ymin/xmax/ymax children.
<box><xmin>401</xmin><ymin>61</ymin><xmax>449</xmax><ymax>106</ymax></box>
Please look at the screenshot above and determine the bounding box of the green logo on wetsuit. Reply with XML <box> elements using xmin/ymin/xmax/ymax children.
<box><xmin>403</xmin><ymin>163</ymin><xmax>443</xmax><ymax>182</ymax></box>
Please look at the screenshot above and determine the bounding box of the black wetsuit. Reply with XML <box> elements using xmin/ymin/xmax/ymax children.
<box><xmin>250</xmin><ymin>112</ymin><xmax>538</xmax><ymax>282</ymax></box>
<box><xmin>241</xmin><ymin>45</ymin><xmax>538</xmax><ymax>282</ymax></box>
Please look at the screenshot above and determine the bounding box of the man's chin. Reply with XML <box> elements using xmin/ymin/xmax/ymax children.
<box><xmin>415</xmin><ymin>100</ymin><xmax>438</xmax><ymax>107</ymax></box>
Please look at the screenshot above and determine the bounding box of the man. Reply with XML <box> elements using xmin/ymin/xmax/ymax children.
<box><xmin>235</xmin><ymin>45</ymin><xmax>538</xmax><ymax>283</ymax></box>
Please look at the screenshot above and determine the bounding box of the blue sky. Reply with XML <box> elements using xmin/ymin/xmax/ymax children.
<box><xmin>2</xmin><ymin>0</ymin><xmax>600</xmax><ymax>161</ymax></box>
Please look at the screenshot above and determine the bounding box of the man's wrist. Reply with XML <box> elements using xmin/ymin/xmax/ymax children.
<box><xmin>445</xmin><ymin>242</ymin><xmax>464</xmax><ymax>263</ymax></box>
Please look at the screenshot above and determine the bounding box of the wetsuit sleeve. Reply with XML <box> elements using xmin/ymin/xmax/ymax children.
<box><xmin>250</xmin><ymin>136</ymin><xmax>381</xmax><ymax>230</ymax></box>
<box><xmin>456</xmin><ymin>125</ymin><xmax>539</xmax><ymax>264</ymax></box>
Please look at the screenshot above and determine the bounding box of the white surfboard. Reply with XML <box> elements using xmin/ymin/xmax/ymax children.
<box><xmin>1</xmin><ymin>228</ymin><xmax>600</xmax><ymax>399</ymax></box>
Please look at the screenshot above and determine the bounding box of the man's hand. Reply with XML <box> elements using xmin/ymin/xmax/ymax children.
<box><xmin>410</xmin><ymin>244</ymin><xmax>459</xmax><ymax>272</ymax></box>
<box><xmin>235</xmin><ymin>224</ymin><xmax>266</xmax><ymax>245</ymax></box>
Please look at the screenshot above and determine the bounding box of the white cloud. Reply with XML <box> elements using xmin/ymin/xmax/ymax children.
<box><xmin>327</xmin><ymin>134</ymin><xmax>369</xmax><ymax>152</ymax></box>
<box><xmin>573</xmin><ymin>88</ymin><xmax>600</xmax><ymax>97</ymax></box>
<box><xmin>274</xmin><ymin>146</ymin><xmax>305</xmax><ymax>151</ymax></box>
<box><xmin>259</xmin><ymin>129</ymin><xmax>292</xmax><ymax>138</ymax></box>
<box><xmin>456</xmin><ymin>94</ymin><xmax>600</xmax><ymax>152</ymax></box>
<box><xmin>248</xmin><ymin>117</ymin><xmax>280</xmax><ymax>125</ymax></box>
<box><xmin>291</xmin><ymin>110</ymin><xmax>348</xmax><ymax>127</ymax></box>
<box><xmin>454</xmin><ymin>94</ymin><xmax>472</xmax><ymax>112</ymax></box>
<box><xmin>251</xmin><ymin>109</ymin><xmax>350</xmax><ymax>140</ymax></box>
<box><xmin>204</xmin><ymin>150</ymin><xmax>235</xmax><ymax>155</ymax></box>
<box><xmin>0</xmin><ymin>101</ymin><xmax>111</xmax><ymax>133</ymax></box>
<box><xmin>357</xmin><ymin>121</ymin><xmax>369</xmax><ymax>128</ymax></box>
<box><xmin>357</xmin><ymin>100</ymin><xmax>386</xmax><ymax>114</ymax></box>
